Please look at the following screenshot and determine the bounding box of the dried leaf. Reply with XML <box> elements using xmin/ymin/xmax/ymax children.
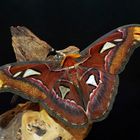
<box><xmin>11</xmin><ymin>26</ymin><xmax>53</xmax><ymax>61</ymax></box>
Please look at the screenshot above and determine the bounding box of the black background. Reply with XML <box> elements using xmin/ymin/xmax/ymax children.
<box><xmin>0</xmin><ymin>0</ymin><xmax>140</xmax><ymax>140</ymax></box>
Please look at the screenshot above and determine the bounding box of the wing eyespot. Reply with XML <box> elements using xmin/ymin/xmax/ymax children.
<box><xmin>13</xmin><ymin>69</ymin><xmax>41</xmax><ymax>78</ymax></box>
<box><xmin>113</xmin><ymin>38</ymin><xmax>123</xmax><ymax>42</ymax></box>
<box><xmin>100</xmin><ymin>42</ymin><xmax>116</xmax><ymax>53</ymax></box>
<box><xmin>86</xmin><ymin>74</ymin><xmax>98</xmax><ymax>87</ymax></box>
<box><xmin>23</xmin><ymin>69</ymin><xmax>41</xmax><ymax>78</ymax></box>
<box><xmin>59</xmin><ymin>85</ymin><xmax>70</xmax><ymax>99</ymax></box>
<box><xmin>13</xmin><ymin>71</ymin><xmax>22</xmax><ymax>78</ymax></box>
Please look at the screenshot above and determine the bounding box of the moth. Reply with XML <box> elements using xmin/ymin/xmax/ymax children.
<box><xmin>0</xmin><ymin>24</ymin><xmax>140</xmax><ymax>130</ymax></box>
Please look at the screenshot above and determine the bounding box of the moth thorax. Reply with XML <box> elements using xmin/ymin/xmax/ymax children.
<box><xmin>62</xmin><ymin>54</ymin><xmax>80</xmax><ymax>67</ymax></box>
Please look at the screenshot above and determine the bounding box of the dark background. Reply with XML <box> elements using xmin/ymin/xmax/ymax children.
<box><xmin>0</xmin><ymin>0</ymin><xmax>140</xmax><ymax>140</ymax></box>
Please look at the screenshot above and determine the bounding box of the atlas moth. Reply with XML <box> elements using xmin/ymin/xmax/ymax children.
<box><xmin>0</xmin><ymin>24</ymin><xmax>140</xmax><ymax>139</ymax></box>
